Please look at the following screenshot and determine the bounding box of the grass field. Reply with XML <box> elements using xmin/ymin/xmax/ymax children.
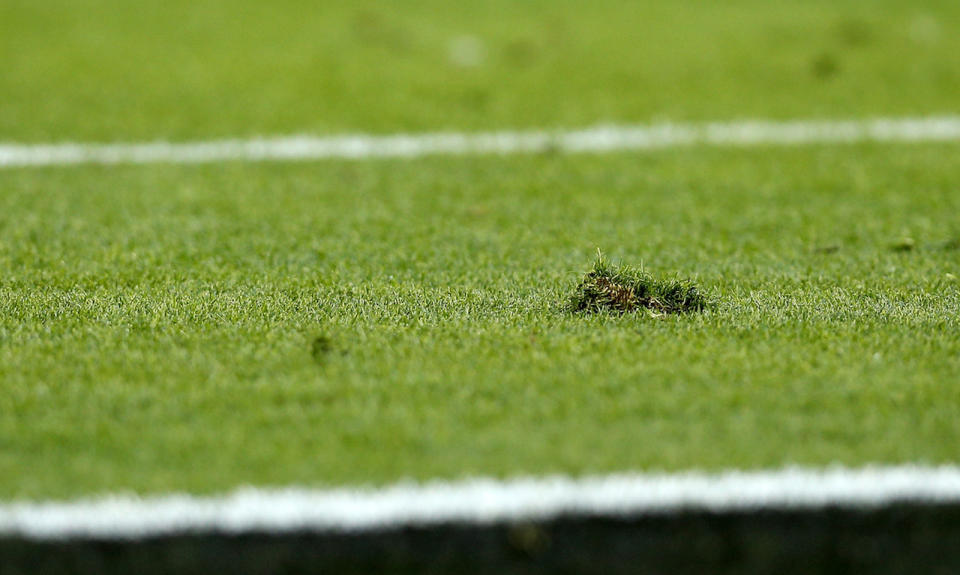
<box><xmin>4</xmin><ymin>0</ymin><xmax>960</xmax><ymax>141</ymax></box>
<box><xmin>2</xmin><ymin>0</ymin><xmax>960</xmax><ymax>501</ymax></box>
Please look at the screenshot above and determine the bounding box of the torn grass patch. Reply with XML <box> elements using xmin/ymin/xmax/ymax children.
<box><xmin>568</xmin><ymin>253</ymin><xmax>709</xmax><ymax>315</ymax></box>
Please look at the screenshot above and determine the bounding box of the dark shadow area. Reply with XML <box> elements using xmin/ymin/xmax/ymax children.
<box><xmin>4</xmin><ymin>502</ymin><xmax>960</xmax><ymax>575</ymax></box>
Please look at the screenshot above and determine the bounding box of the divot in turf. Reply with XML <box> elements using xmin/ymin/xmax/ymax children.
<box><xmin>567</xmin><ymin>252</ymin><xmax>709</xmax><ymax>316</ymax></box>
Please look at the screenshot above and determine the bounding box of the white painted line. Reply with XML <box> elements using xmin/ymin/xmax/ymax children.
<box><xmin>2</xmin><ymin>465</ymin><xmax>960</xmax><ymax>540</ymax></box>
<box><xmin>1</xmin><ymin>116</ymin><xmax>959</xmax><ymax>169</ymax></box>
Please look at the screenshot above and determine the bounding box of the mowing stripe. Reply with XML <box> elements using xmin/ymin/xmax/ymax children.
<box><xmin>1</xmin><ymin>116</ymin><xmax>959</xmax><ymax>169</ymax></box>
<box><xmin>2</xmin><ymin>465</ymin><xmax>960</xmax><ymax>540</ymax></box>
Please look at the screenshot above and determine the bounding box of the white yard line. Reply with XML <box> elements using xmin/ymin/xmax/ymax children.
<box><xmin>2</xmin><ymin>465</ymin><xmax>960</xmax><ymax>540</ymax></box>
<box><xmin>1</xmin><ymin>116</ymin><xmax>959</xmax><ymax>169</ymax></box>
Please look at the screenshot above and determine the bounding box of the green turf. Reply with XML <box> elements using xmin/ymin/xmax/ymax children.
<box><xmin>2</xmin><ymin>0</ymin><xmax>960</xmax><ymax>500</ymax></box>
<box><xmin>2</xmin><ymin>0</ymin><xmax>960</xmax><ymax>141</ymax></box>
<box><xmin>2</xmin><ymin>143</ymin><xmax>959</xmax><ymax>499</ymax></box>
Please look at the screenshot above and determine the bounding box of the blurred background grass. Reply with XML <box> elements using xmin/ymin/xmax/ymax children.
<box><xmin>2</xmin><ymin>0</ymin><xmax>959</xmax><ymax>141</ymax></box>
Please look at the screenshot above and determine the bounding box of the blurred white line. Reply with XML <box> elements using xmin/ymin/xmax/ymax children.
<box><xmin>2</xmin><ymin>465</ymin><xmax>960</xmax><ymax>540</ymax></box>
<box><xmin>1</xmin><ymin>116</ymin><xmax>959</xmax><ymax>169</ymax></box>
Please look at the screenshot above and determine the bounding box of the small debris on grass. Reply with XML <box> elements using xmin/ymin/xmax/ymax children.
<box><xmin>311</xmin><ymin>335</ymin><xmax>335</xmax><ymax>364</ymax></box>
<box><xmin>941</xmin><ymin>238</ymin><xmax>960</xmax><ymax>251</ymax></box>
<box><xmin>567</xmin><ymin>251</ymin><xmax>709</xmax><ymax>315</ymax></box>
<box><xmin>813</xmin><ymin>244</ymin><xmax>841</xmax><ymax>254</ymax></box>
<box><xmin>890</xmin><ymin>237</ymin><xmax>916</xmax><ymax>252</ymax></box>
<box><xmin>835</xmin><ymin>18</ymin><xmax>873</xmax><ymax>47</ymax></box>
<box><xmin>811</xmin><ymin>52</ymin><xmax>841</xmax><ymax>80</ymax></box>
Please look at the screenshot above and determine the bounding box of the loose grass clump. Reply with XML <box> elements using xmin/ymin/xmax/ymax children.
<box><xmin>567</xmin><ymin>252</ymin><xmax>709</xmax><ymax>315</ymax></box>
